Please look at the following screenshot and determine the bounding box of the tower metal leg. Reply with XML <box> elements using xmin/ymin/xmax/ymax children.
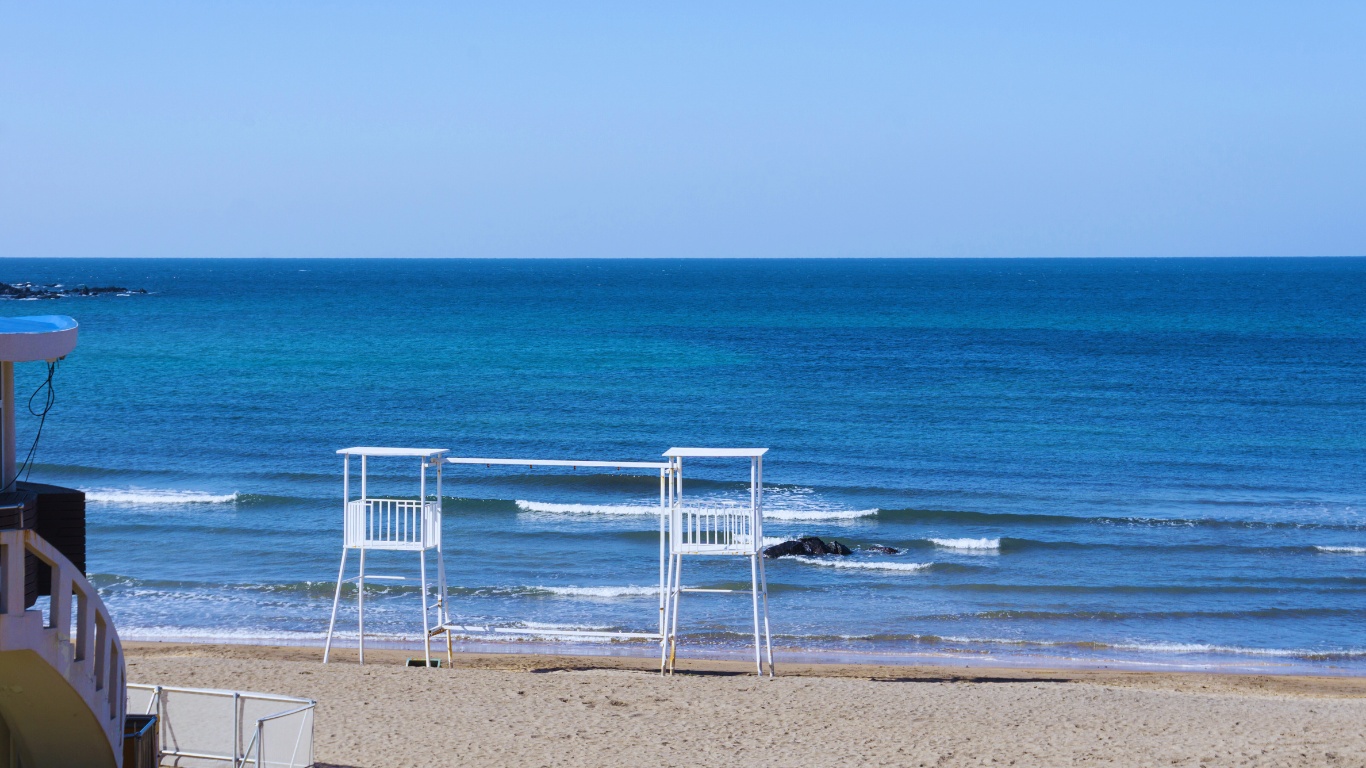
<box><xmin>322</xmin><ymin>548</ymin><xmax>348</xmax><ymax>664</ymax></box>
<box><xmin>660</xmin><ymin>547</ymin><xmax>677</xmax><ymax>674</ymax></box>
<box><xmin>759</xmin><ymin>553</ymin><xmax>774</xmax><ymax>677</ymax></box>
<box><xmin>667</xmin><ymin>554</ymin><xmax>683</xmax><ymax>674</ymax></box>
<box><xmin>435</xmin><ymin>547</ymin><xmax>449</xmax><ymax>625</ymax></box>
<box><xmin>357</xmin><ymin>547</ymin><xmax>367</xmax><ymax>665</ymax></box>
<box><xmin>420</xmin><ymin>548</ymin><xmax>431</xmax><ymax>666</ymax></box>
<box><xmin>749</xmin><ymin>554</ymin><xmax>762</xmax><ymax>676</ymax></box>
<box><xmin>436</xmin><ymin>547</ymin><xmax>453</xmax><ymax>667</ymax></box>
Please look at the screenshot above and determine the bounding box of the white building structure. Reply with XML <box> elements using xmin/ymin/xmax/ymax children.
<box><xmin>324</xmin><ymin>446</ymin><xmax>777</xmax><ymax>677</ymax></box>
<box><xmin>323</xmin><ymin>447</ymin><xmax>448</xmax><ymax>665</ymax></box>
<box><xmin>662</xmin><ymin>448</ymin><xmax>774</xmax><ymax>677</ymax></box>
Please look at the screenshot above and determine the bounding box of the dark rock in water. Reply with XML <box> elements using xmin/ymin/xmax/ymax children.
<box><xmin>865</xmin><ymin>545</ymin><xmax>900</xmax><ymax>555</ymax></box>
<box><xmin>762</xmin><ymin>539</ymin><xmax>807</xmax><ymax>559</ymax></box>
<box><xmin>763</xmin><ymin>536</ymin><xmax>854</xmax><ymax>559</ymax></box>
<box><xmin>0</xmin><ymin>282</ymin><xmax>148</xmax><ymax>300</ymax></box>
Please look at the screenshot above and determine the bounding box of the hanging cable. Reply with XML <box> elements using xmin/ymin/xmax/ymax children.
<box><xmin>2</xmin><ymin>360</ymin><xmax>58</xmax><ymax>492</ymax></box>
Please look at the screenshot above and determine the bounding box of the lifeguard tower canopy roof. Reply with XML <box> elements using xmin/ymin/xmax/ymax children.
<box><xmin>336</xmin><ymin>447</ymin><xmax>449</xmax><ymax>457</ymax></box>
<box><xmin>663</xmin><ymin>447</ymin><xmax>768</xmax><ymax>458</ymax></box>
<box><xmin>0</xmin><ymin>315</ymin><xmax>78</xmax><ymax>362</ymax></box>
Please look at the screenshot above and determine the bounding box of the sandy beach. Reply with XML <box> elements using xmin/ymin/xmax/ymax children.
<box><xmin>125</xmin><ymin>642</ymin><xmax>1366</xmax><ymax>767</ymax></box>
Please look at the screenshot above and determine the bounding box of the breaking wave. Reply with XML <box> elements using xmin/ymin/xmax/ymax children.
<box><xmin>531</xmin><ymin>585</ymin><xmax>660</xmax><ymax>598</ymax></box>
<box><xmin>85</xmin><ymin>489</ymin><xmax>239</xmax><ymax>504</ymax></box>
<box><xmin>790</xmin><ymin>557</ymin><xmax>933</xmax><ymax>572</ymax></box>
<box><xmin>929</xmin><ymin>537</ymin><xmax>1001</xmax><ymax>551</ymax></box>
<box><xmin>765</xmin><ymin>508</ymin><xmax>878</xmax><ymax>521</ymax></box>
<box><xmin>1315</xmin><ymin>545</ymin><xmax>1366</xmax><ymax>554</ymax></box>
<box><xmin>516</xmin><ymin>501</ymin><xmax>662</xmax><ymax>516</ymax></box>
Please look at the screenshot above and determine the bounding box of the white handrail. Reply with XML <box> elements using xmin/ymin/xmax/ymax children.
<box><xmin>346</xmin><ymin>498</ymin><xmax>441</xmax><ymax>549</ymax></box>
<box><xmin>0</xmin><ymin>528</ymin><xmax>124</xmax><ymax>763</ymax></box>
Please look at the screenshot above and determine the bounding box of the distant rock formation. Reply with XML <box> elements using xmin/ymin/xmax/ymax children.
<box><xmin>763</xmin><ymin>536</ymin><xmax>853</xmax><ymax>559</ymax></box>
<box><xmin>0</xmin><ymin>282</ymin><xmax>148</xmax><ymax>300</ymax></box>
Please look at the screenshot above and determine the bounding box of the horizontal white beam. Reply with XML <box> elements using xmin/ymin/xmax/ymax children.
<box><xmin>446</xmin><ymin>457</ymin><xmax>669</xmax><ymax>469</ymax></box>
<box><xmin>663</xmin><ymin>447</ymin><xmax>767</xmax><ymax>457</ymax></box>
<box><xmin>435</xmin><ymin>624</ymin><xmax>662</xmax><ymax>640</ymax></box>
<box><xmin>337</xmin><ymin>447</ymin><xmax>448</xmax><ymax>457</ymax></box>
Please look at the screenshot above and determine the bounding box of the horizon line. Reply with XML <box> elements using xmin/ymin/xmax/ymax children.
<box><xmin>2</xmin><ymin>255</ymin><xmax>1363</xmax><ymax>261</ymax></box>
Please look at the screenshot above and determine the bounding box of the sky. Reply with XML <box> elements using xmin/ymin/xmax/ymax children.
<box><xmin>1</xmin><ymin>2</ymin><xmax>1363</xmax><ymax>259</ymax></box>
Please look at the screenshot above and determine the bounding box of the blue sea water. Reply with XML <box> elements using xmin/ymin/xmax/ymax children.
<box><xmin>5</xmin><ymin>257</ymin><xmax>1366</xmax><ymax>672</ymax></box>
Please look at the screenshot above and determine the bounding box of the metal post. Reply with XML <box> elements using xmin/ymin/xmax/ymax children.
<box><xmin>666</xmin><ymin>553</ymin><xmax>681</xmax><ymax>674</ymax></box>
<box><xmin>232</xmin><ymin>691</ymin><xmax>241</xmax><ymax>768</ymax></box>
<box><xmin>658</xmin><ymin>468</ymin><xmax>666</xmax><ymax>640</ymax></box>
<box><xmin>759</xmin><ymin>551</ymin><xmax>774</xmax><ymax>678</ymax></box>
<box><xmin>357</xmin><ymin>547</ymin><xmax>366</xmax><ymax>665</ymax></box>
<box><xmin>436</xmin><ymin>544</ymin><xmax>449</xmax><ymax>624</ymax></box>
<box><xmin>441</xmin><ymin>544</ymin><xmax>453</xmax><ymax>667</ymax></box>
<box><xmin>1</xmin><ymin>361</ymin><xmax>13</xmax><ymax>488</ymax></box>
<box><xmin>322</xmin><ymin>548</ymin><xmax>347</xmax><ymax>664</ymax></box>
<box><xmin>750</xmin><ymin>554</ymin><xmax>762</xmax><ymax>676</ymax></box>
<box><xmin>325</xmin><ymin>453</ymin><xmax>350</xmax><ymax>664</ymax></box>
<box><xmin>660</xmin><ymin>548</ymin><xmax>674</xmax><ymax>675</ymax></box>
<box><xmin>757</xmin><ymin>455</ymin><xmax>773</xmax><ymax>677</ymax></box>
<box><xmin>420</xmin><ymin>548</ymin><xmax>431</xmax><ymax>666</ymax></box>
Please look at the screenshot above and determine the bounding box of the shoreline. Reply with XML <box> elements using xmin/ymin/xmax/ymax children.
<box><xmin>123</xmin><ymin>640</ymin><xmax>1366</xmax><ymax>694</ymax></box>
<box><xmin>125</xmin><ymin>641</ymin><xmax>1366</xmax><ymax>767</ymax></box>
<box><xmin>118</xmin><ymin>633</ymin><xmax>1366</xmax><ymax>678</ymax></box>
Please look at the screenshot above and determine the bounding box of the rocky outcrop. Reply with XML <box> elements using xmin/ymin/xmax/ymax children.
<box><xmin>0</xmin><ymin>282</ymin><xmax>148</xmax><ymax>300</ymax></box>
<box><xmin>865</xmin><ymin>545</ymin><xmax>900</xmax><ymax>555</ymax></box>
<box><xmin>762</xmin><ymin>539</ymin><xmax>807</xmax><ymax>558</ymax></box>
<box><xmin>763</xmin><ymin>536</ymin><xmax>853</xmax><ymax>559</ymax></box>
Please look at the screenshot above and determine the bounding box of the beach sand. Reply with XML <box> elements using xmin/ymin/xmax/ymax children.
<box><xmin>126</xmin><ymin>642</ymin><xmax>1366</xmax><ymax>767</ymax></box>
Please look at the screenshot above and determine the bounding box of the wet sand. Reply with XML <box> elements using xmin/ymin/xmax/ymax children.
<box><xmin>126</xmin><ymin>642</ymin><xmax>1366</xmax><ymax>767</ymax></box>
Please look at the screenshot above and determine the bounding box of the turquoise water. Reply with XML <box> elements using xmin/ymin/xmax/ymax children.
<box><xmin>6</xmin><ymin>257</ymin><xmax>1366</xmax><ymax>672</ymax></box>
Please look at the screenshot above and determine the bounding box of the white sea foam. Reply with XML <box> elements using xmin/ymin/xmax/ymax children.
<box><xmin>85</xmin><ymin>489</ymin><xmax>239</xmax><ymax>504</ymax></box>
<box><xmin>1102</xmin><ymin>641</ymin><xmax>1366</xmax><ymax>658</ymax></box>
<box><xmin>516</xmin><ymin>500</ymin><xmax>662</xmax><ymax>516</ymax></box>
<box><xmin>118</xmin><ymin>626</ymin><xmax>339</xmax><ymax>643</ymax></box>
<box><xmin>790</xmin><ymin>557</ymin><xmax>933</xmax><ymax>572</ymax></box>
<box><xmin>765</xmin><ymin>508</ymin><xmax>878</xmax><ymax>521</ymax></box>
<box><xmin>1315</xmin><ymin>545</ymin><xmax>1366</xmax><ymax>554</ymax></box>
<box><xmin>535</xmin><ymin>585</ymin><xmax>660</xmax><ymax>597</ymax></box>
<box><xmin>929</xmin><ymin>537</ymin><xmax>1001</xmax><ymax>551</ymax></box>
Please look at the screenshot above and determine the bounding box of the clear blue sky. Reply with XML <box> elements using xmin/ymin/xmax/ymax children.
<box><xmin>2</xmin><ymin>2</ymin><xmax>1363</xmax><ymax>258</ymax></box>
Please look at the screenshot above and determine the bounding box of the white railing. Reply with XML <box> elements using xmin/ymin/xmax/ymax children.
<box><xmin>671</xmin><ymin>506</ymin><xmax>760</xmax><ymax>554</ymax></box>
<box><xmin>0</xmin><ymin>528</ymin><xmax>124</xmax><ymax>764</ymax></box>
<box><xmin>128</xmin><ymin>684</ymin><xmax>316</xmax><ymax>768</ymax></box>
<box><xmin>344</xmin><ymin>498</ymin><xmax>440</xmax><ymax>550</ymax></box>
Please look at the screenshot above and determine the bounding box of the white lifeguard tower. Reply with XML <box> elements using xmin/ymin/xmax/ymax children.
<box><xmin>323</xmin><ymin>447</ymin><xmax>448</xmax><ymax>665</ymax></box>
<box><xmin>661</xmin><ymin>448</ymin><xmax>774</xmax><ymax>677</ymax></box>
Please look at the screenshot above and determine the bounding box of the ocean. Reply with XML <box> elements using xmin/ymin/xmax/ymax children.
<box><xmin>5</xmin><ymin>257</ymin><xmax>1365</xmax><ymax>673</ymax></box>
